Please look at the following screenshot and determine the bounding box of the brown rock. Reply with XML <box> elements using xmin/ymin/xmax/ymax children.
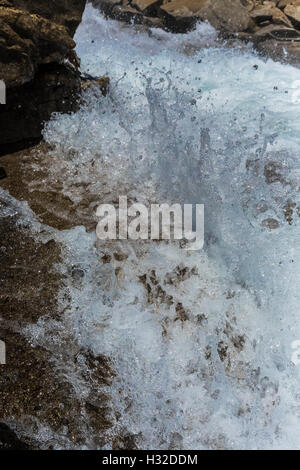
<box><xmin>161</xmin><ymin>0</ymin><xmax>208</xmax><ymax>16</ymax></box>
<box><xmin>0</xmin><ymin>194</ymin><xmax>114</xmax><ymax>449</ymax></box>
<box><xmin>255</xmin><ymin>37</ymin><xmax>300</xmax><ymax>64</ymax></box>
<box><xmin>9</xmin><ymin>0</ymin><xmax>86</xmax><ymax>36</ymax></box>
<box><xmin>0</xmin><ymin>1</ymin><xmax>87</xmax><ymax>155</ymax></box>
<box><xmin>132</xmin><ymin>0</ymin><xmax>162</xmax><ymax>16</ymax></box>
<box><xmin>81</xmin><ymin>76</ymin><xmax>110</xmax><ymax>96</ymax></box>
<box><xmin>91</xmin><ymin>0</ymin><xmax>122</xmax><ymax>18</ymax></box>
<box><xmin>254</xmin><ymin>22</ymin><xmax>299</xmax><ymax>38</ymax></box>
<box><xmin>277</xmin><ymin>0</ymin><xmax>300</xmax><ymax>9</ymax></box>
<box><xmin>284</xmin><ymin>4</ymin><xmax>300</xmax><ymax>28</ymax></box>
<box><xmin>241</xmin><ymin>0</ymin><xmax>255</xmax><ymax>11</ymax></box>
<box><xmin>143</xmin><ymin>15</ymin><xmax>165</xmax><ymax>28</ymax></box>
<box><xmin>112</xmin><ymin>5</ymin><xmax>143</xmax><ymax>23</ymax></box>
<box><xmin>0</xmin><ymin>6</ymin><xmax>76</xmax><ymax>87</ymax></box>
<box><xmin>261</xmin><ymin>218</ymin><xmax>280</xmax><ymax>229</ymax></box>
<box><xmin>161</xmin><ymin>0</ymin><xmax>252</xmax><ymax>33</ymax></box>
<box><xmin>250</xmin><ymin>5</ymin><xmax>292</xmax><ymax>27</ymax></box>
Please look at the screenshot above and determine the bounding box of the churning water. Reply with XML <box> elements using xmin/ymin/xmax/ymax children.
<box><xmin>14</xmin><ymin>4</ymin><xmax>300</xmax><ymax>448</ymax></box>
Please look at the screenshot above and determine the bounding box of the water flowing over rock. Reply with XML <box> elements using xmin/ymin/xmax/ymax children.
<box><xmin>161</xmin><ymin>0</ymin><xmax>252</xmax><ymax>33</ymax></box>
<box><xmin>2</xmin><ymin>0</ymin><xmax>300</xmax><ymax>452</ymax></box>
<box><xmin>91</xmin><ymin>0</ymin><xmax>300</xmax><ymax>65</ymax></box>
<box><xmin>0</xmin><ymin>0</ymin><xmax>86</xmax><ymax>155</ymax></box>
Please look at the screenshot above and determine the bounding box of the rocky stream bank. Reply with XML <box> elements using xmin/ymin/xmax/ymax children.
<box><xmin>1</xmin><ymin>0</ymin><xmax>300</xmax><ymax>450</ymax></box>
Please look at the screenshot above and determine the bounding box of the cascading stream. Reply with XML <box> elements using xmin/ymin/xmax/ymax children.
<box><xmin>12</xmin><ymin>4</ymin><xmax>300</xmax><ymax>449</ymax></box>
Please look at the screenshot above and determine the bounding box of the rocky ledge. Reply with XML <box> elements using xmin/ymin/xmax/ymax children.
<box><xmin>91</xmin><ymin>0</ymin><xmax>300</xmax><ymax>62</ymax></box>
<box><xmin>0</xmin><ymin>0</ymin><xmax>86</xmax><ymax>155</ymax></box>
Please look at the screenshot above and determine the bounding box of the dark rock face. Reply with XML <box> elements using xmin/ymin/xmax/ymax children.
<box><xmin>9</xmin><ymin>0</ymin><xmax>86</xmax><ymax>36</ymax></box>
<box><xmin>0</xmin><ymin>1</ymin><xmax>86</xmax><ymax>155</ymax></box>
<box><xmin>0</xmin><ymin>423</ymin><xmax>30</xmax><ymax>449</ymax></box>
<box><xmin>0</xmin><ymin>63</ymin><xmax>81</xmax><ymax>156</ymax></box>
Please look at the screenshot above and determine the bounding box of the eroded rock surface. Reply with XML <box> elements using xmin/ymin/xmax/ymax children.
<box><xmin>0</xmin><ymin>166</ymin><xmax>115</xmax><ymax>449</ymax></box>
<box><xmin>0</xmin><ymin>0</ymin><xmax>86</xmax><ymax>155</ymax></box>
<box><xmin>91</xmin><ymin>0</ymin><xmax>300</xmax><ymax>65</ymax></box>
<box><xmin>161</xmin><ymin>0</ymin><xmax>252</xmax><ymax>33</ymax></box>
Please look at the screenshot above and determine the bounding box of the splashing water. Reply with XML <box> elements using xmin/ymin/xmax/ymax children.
<box><xmin>36</xmin><ymin>4</ymin><xmax>300</xmax><ymax>449</ymax></box>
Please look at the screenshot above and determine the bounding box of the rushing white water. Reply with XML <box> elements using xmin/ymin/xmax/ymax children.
<box><xmin>33</xmin><ymin>4</ymin><xmax>300</xmax><ymax>449</ymax></box>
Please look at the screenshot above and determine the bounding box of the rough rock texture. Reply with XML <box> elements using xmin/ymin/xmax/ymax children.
<box><xmin>92</xmin><ymin>0</ymin><xmax>253</xmax><ymax>31</ymax></box>
<box><xmin>284</xmin><ymin>3</ymin><xmax>300</xmax><ymax>27</ymax></box>
<box><xmin>91</xmin><ymin>0</ymin><xmax>300</xmax><ymax>65</ymax></box>
<box><xmin>0</xmin><ymin>1</ymin><xmax>86</xmax><ymax>155</ymax></box>
<box><xmin>0</xmin><ymin>64</ymin><xmax>82</xmax><ymax>157</ymax></box>
<box><xmin>8</xmin><ymin>0</ymin><xmax>87</xmax><ymax>36</ymax></box>
<box><xmin>0</xmin><ymin>146</ymin><xmax>130</xmax><ymax>449</ymax></box>
<box><xmin>161</xmin><ymin>0</ymin><xmax>252</xmax><ymax>33</ymax></box>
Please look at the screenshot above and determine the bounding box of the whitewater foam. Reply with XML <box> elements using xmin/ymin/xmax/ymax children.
<box><xmin>35</xmin><ymin>4</ymin><xmax>300</xmax><ymax>449</ymax></box>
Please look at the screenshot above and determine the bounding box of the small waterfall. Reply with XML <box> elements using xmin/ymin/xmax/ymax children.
<box><xmin>13</xmin><ymin>4</ymin><xmax>300</xmax><ymax>449</ymax></box>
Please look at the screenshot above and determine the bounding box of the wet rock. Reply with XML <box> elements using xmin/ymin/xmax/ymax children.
<box><xmin>256</xmin><ymin>37</ymin><xmax>300</xmax><ymax>64</ymax></box>
<box><xmin>0</xmin><ymin>4</ymin><xmax>77</xmax><ymax>88</ymax></box>
<box><xmin>0</xmin><ymin>167</ymin><xmax>6</xmax><ymax>179</ymax></box>
<box><xmin>112</xmin><ymin>4</ymin><xmax>143</xmax><ymax>23</ymax></box>
<box><xmin>10</xmin><ymin>0</ymin><xmax>86</xmax><ymax>36</ymax></box>
<box><xmin>278</xmin><ymin>0</ymin><xmax>300</xmax><ymax>8</ymax></box>
<box><xmin>0</xmin><ymin>63</ymin><xmax>81</xmax><ymax>156</ymax></box>
<box><xmin>71</xmin><ymin>265</ymin><xmax>85</xmax><ymax>281</ymax></box>
<box><xmin>283</xmin><ymin>199</ymin><xmax>296</xmax><ymax>225</ymax></box>
<box><xmin>284</xmin><ymin>4</ymin><xmax>300</xmax><ymax>28</ymax></box>
<box><xmin>91</xmin><ymin>0</ymin><xmax>122</xmax><ymax>17</ymax></box>
<box><xmin>250</xmin><ymin>4</ymin><xmax>292</xmax><ymax>27</ymax></box>
<box><xmin>261</xmin><ymin>218</ymin><xmax>280</xmax><ymax>229</ymax></box>
<box><xmin>0</xmin><ymin>203</ymin><xmax>114</xmax><ymax>449</ymax></box>
<box><xmin>0</xmin><ymin>423</ymin><xmax>30</xmax><ymax>450</ymax></box>
<box><xmin>264</xmin><ymin>161</ymin><xmax>288</xmax><ymax>185</ymax></box>
<box><xmin>90</xmin><ymin>0</ymin><xmax>300</xmax><ymax>66</ymax></box>
<box><xmin>254</xmin><ymin>23</ymin><xmax>299</xmax><ymax>38</ymax></box>
<box><xmin>81</xmin><ymin>75</ymin><xmax>110</xmax><ymax>96</ymax></box>
<box><xmin>132</xmin><ymin>0</ymin><xmax>162</xmax><ymax>15</ymax></box>
<box><xmin>241</xmin><ymin>0</ymin><xmax>255</xmax><ymax>11</ymax></box>
<box><xmin>160</xmin><ymin>0</ymin><xmax>206</xmax><ymax>32</ymax></box>
<box><xmin>0</xmin><ymin>1</ymin><xmax>86</xmax><ymax>155</ymax></box>
<box><xmin>143</xmin><ymin>15</ymin><xmax>165</xmax><ymax>28</ymax></box>
<box><xmin>93</xmin><ymin>0</ymin><xmax>253</xmax><ymax>33</ymax></box>
<box><xmin>91</xmin><ymin>0</ymin><xmax>164</xmax><ymax>26</ymax></box>
<box><xmin>161</xmin><ymin>0</ymin><xmax>252</xmax><ymax>33</ymax></box>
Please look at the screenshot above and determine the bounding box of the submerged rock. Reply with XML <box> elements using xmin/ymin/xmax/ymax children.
<box><xmin>81</xmin><ymin>75</ymin><xmax>110</xmax><ymax>95</ymax></box>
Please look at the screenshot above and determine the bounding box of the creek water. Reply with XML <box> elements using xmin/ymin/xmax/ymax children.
<box><xmin>6</xmin><ymin>3</ymin><xmax>300</xmax><ymax>449</ymax></box>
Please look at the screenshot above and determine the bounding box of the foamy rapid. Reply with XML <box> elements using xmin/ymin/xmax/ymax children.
<box><xmin>21</xmin><ymin>3</ymin><xmax>300</xmax><ymax>448</ymax></box>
